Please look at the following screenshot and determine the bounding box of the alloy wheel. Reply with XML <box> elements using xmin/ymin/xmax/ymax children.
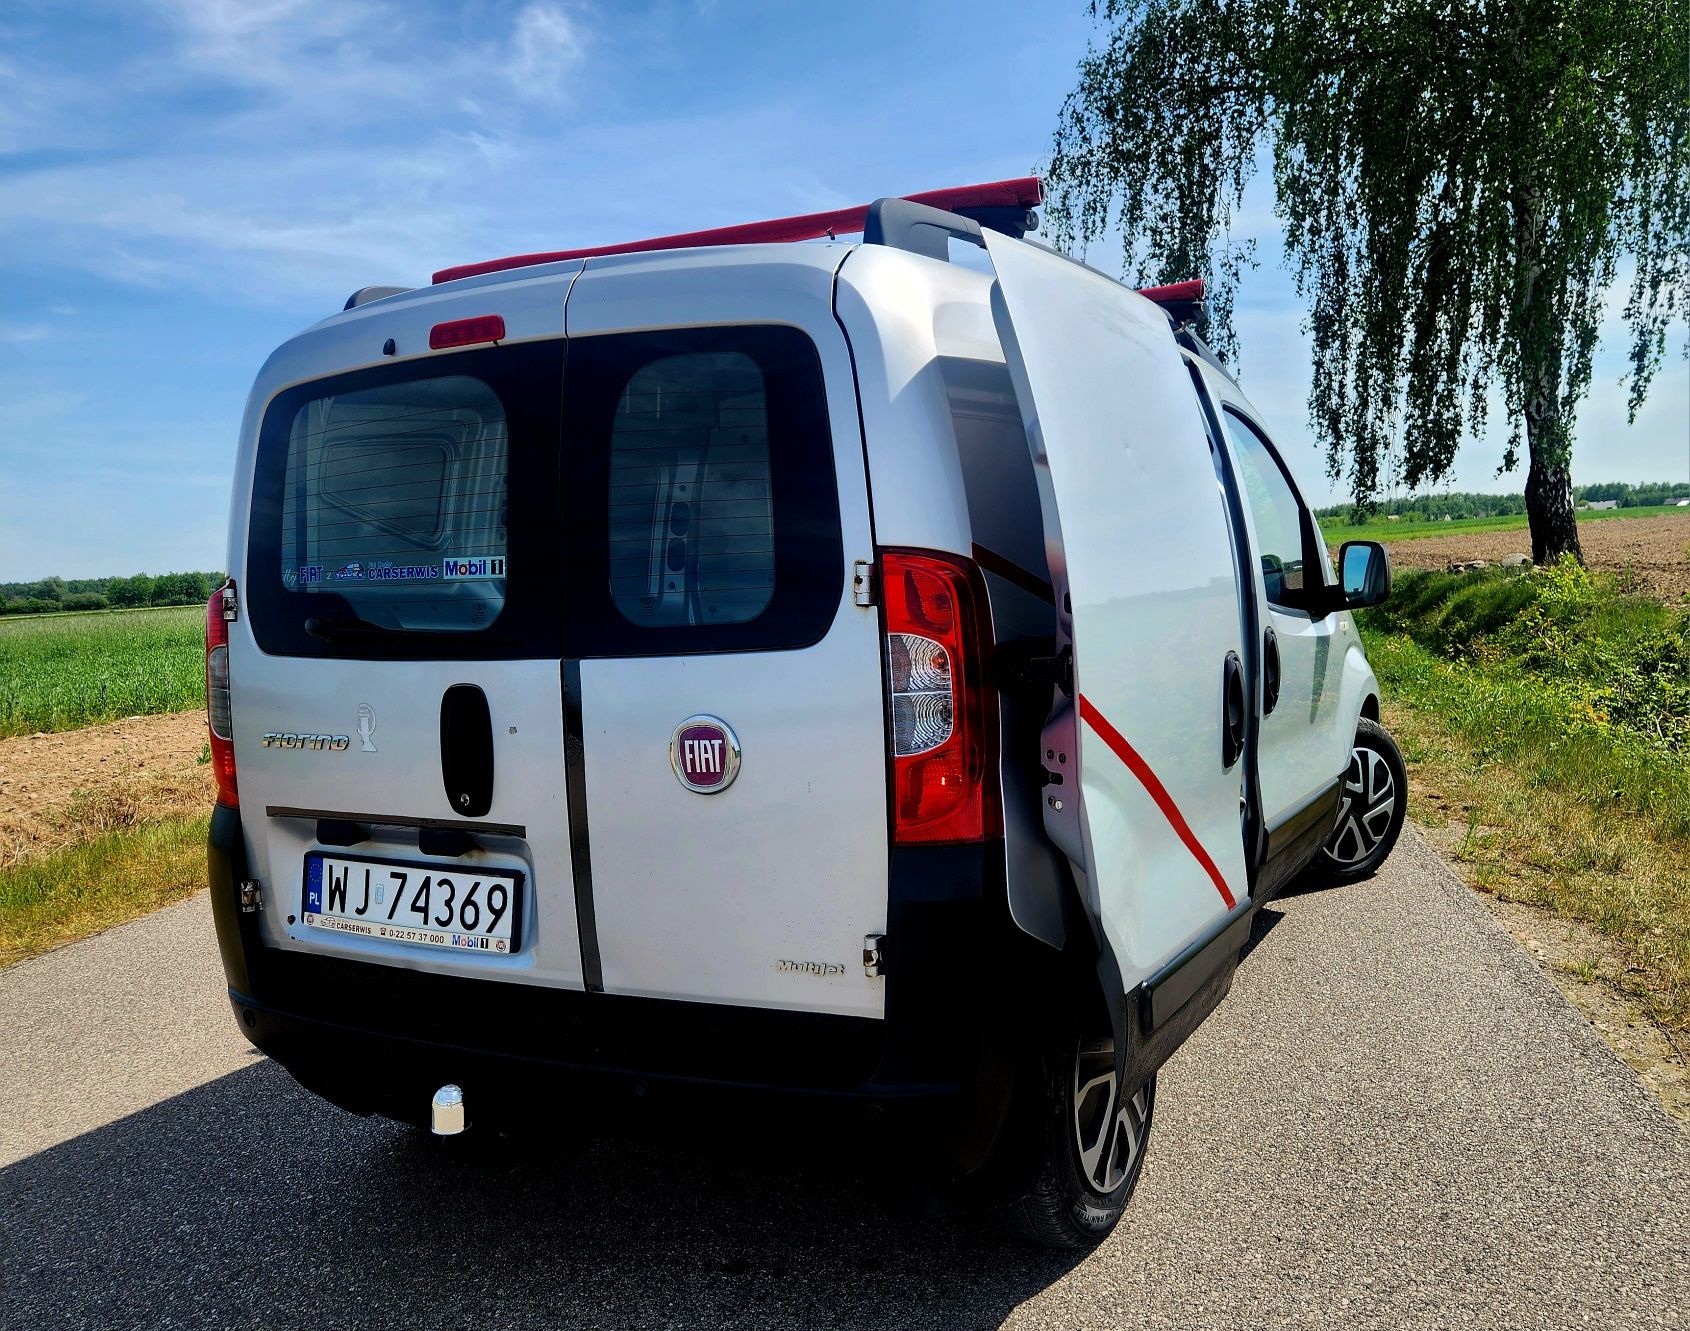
<box><xmin>1072</xmin><ymin>1040</ymin><xmax>1150</xmax><ymax>1194</ymax></box>
<box><xmin>1324</xmin><ymin>743</ymin><xmax>1397</xmax><ymax>866</ymax></box>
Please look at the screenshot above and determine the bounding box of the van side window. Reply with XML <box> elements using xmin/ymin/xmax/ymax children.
<box><xmin>1222</xmin><ymin>410</ymin><xmax>1314</xmax><ymax>609</ymax></box>
<box><xmin>608</xmin><ymin>353</ymin><xmax>774</xmax><ymax>628</ymax></box>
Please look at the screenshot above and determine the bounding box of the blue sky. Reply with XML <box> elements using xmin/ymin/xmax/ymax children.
<box><xmin>2</xmin><ymin>0</ymin><xmax>1685</xmax><ymax>581</ymax></box>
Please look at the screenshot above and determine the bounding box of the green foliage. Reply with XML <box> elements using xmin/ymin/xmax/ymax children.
<box><xmin>1362</xmin><ymin>562</ymin><xmax>1690</xmax><ymax>792</ymax></box>
<box><xmin>0</xmin><ymin>570</ymin><xmax>222</xmax><ymax>616</ymax></box>
<box><xmin>1047</xmin><ymin>0</ymin><xmax>1689</xmax><ymax>526</ymax></box>
<box><xmin>1574</xmin><ymin>481</ymin><xmax>1690</xmax><ymax>508</ymax></box>
<box><xmin>0</xmin><ymin>606</ymin><xmax>206</xmax><ymax>737</ymax></box>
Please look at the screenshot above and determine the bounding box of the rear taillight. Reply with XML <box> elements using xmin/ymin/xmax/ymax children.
<box><xmin>205</xmin><ymin>587</ymin><xmax>238</xmax><ymax>808</ymax></box>
<box><xmin>881</xmin><ymin>550</ymin><xmax>999</xmax><ymax>845</ymax></box>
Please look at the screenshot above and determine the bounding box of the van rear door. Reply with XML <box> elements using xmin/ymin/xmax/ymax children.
<box><xmin>983</xmin><ymin>234</ymin><xmax>1250</xmax><ymax>994</ymax></box>
<box><xmin>232</xmin><ymin>274</ymin><xmax>590</xmax><ymax>991</ymax></box>
<box><xmin>559</xmin><ymin>248</ymin><xmax>888</xmax><ymax>1020</ymax></box>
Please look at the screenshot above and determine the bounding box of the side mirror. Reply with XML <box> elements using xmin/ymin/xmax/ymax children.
<box><xmin>1336</xmin><ymin>540</ymin><xmax>1391</xmax><ymax>610</ymax></box>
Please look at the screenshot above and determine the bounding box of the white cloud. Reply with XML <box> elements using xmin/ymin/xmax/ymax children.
<box><xmin>509</xmin><ymin>3</ymin><xmax>587</xmax><ymax>99</ymax></box>
<box><xmin>139</xmin><ymin>0</ymin><xmax>589</xmax><ymax>120</ymax></box>
<box><xmin>0</xmin><ymin>2</ymin><xmax>608</xmax><ymax>305</ymax></box>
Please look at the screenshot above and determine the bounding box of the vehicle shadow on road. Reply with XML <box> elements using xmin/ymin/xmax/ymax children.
<box><xmin>3</xmin><ymin>1057</ymin><xmax>1089</xmax><ymax>1330</ymax></box>
<box><xmin>1239</xmin><ymin>903</ymin><xmax>1285</xmax><ymax>962</ymax></box>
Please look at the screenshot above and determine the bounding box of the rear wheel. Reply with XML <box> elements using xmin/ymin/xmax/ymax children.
<box><xmin>1318</xmin><ymin>717</ymin><xmax>1407</xmax><ymax>884</ymax></box>
<box><xmin>1005</xmin><ymin>1034</ymin><xmax>1155</xmax><ymax>1249</ymax></box>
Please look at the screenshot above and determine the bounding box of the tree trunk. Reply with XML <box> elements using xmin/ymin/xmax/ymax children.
<box><xmin>1523</xmin><ymin>439</ymin><xmax>1582</xmax><ymax>566</ymax></box>
<box><xmin>1512</xmin><ymin>167</ymin><xmax>1583</xmax><ymax>566</ymax></box>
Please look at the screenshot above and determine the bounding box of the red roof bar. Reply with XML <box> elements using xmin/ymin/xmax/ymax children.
<box><xmin>432</xmin><ymin>177</ymin><xmax>1045</xmax><ymax>285</ymax></box>
<box><xmin>1136</xmin><ymin>278</ymin><xmax>1206</xmax><ymax>306</ymax></box>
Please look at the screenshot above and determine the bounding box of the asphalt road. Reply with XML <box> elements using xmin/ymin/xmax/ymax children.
<box><xmin>3</xmin><ymin>829</ymin><xmax>1686</xmax><ymax>1330</ymax></box>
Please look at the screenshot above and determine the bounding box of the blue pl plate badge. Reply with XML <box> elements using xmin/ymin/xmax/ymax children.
<box><xmin>304</xmin><ymin>856</ymin><xmax>324</xmax><ymax>913</ymax></box>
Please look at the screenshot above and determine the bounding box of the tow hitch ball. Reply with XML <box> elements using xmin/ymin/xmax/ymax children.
<box><xmin>431</xmin><ymin>1084</ymin><xmax>466</xmax><ymax>1136</ymax></box>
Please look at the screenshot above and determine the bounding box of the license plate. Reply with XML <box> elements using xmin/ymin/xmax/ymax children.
<box><xmin>301</xmin><ymin>853</ymin><xmax>524</xmax><ymax>953</ymax></box>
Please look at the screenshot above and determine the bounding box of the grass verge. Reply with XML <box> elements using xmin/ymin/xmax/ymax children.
<box><xmin>1360</xmin><ymin>561</ymin><xmax>1689</xmax><ymax>1034</ymax></box>
<box><xmin>0</xmin><ymin>814</ymin><xmax>209</xmax><ymax>967</ymax></box>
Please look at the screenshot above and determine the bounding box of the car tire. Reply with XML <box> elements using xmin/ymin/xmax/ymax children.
<box><xmin>1004</xmin><ymin>1034</ymin><xmax>1155</xmax><ymax>1250</ymax></box>
<box><xmin>1317</xmin><ymin>717</ymin><xmax>1407</xmax><ymax>884</ymax></box>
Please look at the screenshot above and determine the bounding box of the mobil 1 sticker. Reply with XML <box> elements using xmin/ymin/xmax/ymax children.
<box><xmin>442</xmin><ymin>555</ymin><xmax>507</xmax><ymax>580</ymax></box>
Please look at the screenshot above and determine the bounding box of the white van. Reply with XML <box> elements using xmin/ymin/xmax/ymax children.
<box><xmin>205</xmin><ymin>178</ymin><xmax>1405</xmax><ymax>1248</ymax></box>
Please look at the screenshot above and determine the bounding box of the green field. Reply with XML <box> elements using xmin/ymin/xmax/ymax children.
<box><xmin>0</xmin><ymin>605</ymin><xmax>205</xmax><ymax>738</ymax></box>
<box><xmin>1328</xmin><ymin>503</ymin><xmax>1683</xmax><ymax>544</ymax></box>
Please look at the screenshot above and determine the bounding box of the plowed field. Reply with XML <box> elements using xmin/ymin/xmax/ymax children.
<box><xmin>1380</xmin><ymin>510</ymin><xmax>1690</xmax><ymax>598</ymax></box>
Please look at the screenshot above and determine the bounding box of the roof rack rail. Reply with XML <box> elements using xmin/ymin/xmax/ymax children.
<box><xmin>343</xmin><ymin>285</ymin><xmax>413</xmax><ymax>310</ymax></box>
<box><xmin>1136</xmin><ymin>279</ymin><xmax>1206</xmax><ymax>326</ymax></box>
<box><xmin>431</xmin><ymin>177</ymin><xmax>1044</xmax><ymax>285</ymax></box>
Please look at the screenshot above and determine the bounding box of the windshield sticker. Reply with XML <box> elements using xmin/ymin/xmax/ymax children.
<box><xmin>442</xmin><ymin>555</ymin><xmax>507</xmax><ymax>580</ymax></box>
<box><xmin>367</xmin><ymin>561</ymin><xmax>441</xmax><ymax>582</ymax></box>
<box><xmin>284</xmin><ymin>564</ymin><xmax>325</xmax><ymax>588</ymax></box>
<box><xmin>332</xmin><ymin>561</ymin><xmax>366</xmax><ymax>581</ymax></box>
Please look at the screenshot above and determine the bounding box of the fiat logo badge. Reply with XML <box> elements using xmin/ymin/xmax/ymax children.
<box><xmin>670</xmin><ymin>715</ymin><xmax>741</xmax><ymax>794</ymax></box>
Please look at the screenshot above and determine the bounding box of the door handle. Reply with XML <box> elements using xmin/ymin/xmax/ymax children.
<box><xmin>1221</xmin><ymin>651</ymin><xmax>1245</xmax><ymax>769</ymax></box>
<box><xmin>1263</xmin><ymin>626</ymin><xmax>1281</xmax><ymax>716</ymax></box>
<box><xmin>440</xmin><ymin>684</ymin><xmax>495</xmax><ymax>818</ymax></box>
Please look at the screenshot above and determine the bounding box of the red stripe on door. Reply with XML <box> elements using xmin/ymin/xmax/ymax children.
<box><xmin>1076</xmin><ymin>693</ymin><xmax>1238</xmax><ymax>909</ymax></box>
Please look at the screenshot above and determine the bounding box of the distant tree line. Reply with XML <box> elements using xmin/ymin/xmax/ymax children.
<box><xmin>1317</xmin><ymin>482</ymin><xmax>1688</xmax><ymax>525</ymax></box>
<box><xmin>0</xmin><ymin>571</ymin><xmax>225</xmax><ymax>616</ymax></box>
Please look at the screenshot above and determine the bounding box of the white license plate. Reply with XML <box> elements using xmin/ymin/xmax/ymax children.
<box><xmin>301</xmin><ymin>853</ymin><xmax>523</xmax><ymax>953</ymax></box>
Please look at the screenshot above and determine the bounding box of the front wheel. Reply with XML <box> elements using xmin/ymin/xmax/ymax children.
<box><xmin>1004</xmin><ymin>1036</ymin><xmax>1155</xmax><ymax>1249</ymax></box>
<box><xmin>1318</xmin><ymin>717</ymin><xmax>1407</xmax><ymax>884</ymax></box>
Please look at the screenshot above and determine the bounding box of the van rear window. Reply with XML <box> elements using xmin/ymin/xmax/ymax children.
<box><xmin>608</xmin><ymin>352</ymin><xmax>774</xmax><ymax>628</ymax></box>
<box><xmin>560</xmin><ymin>325</ymin><xmax>844</xmax><ymax>656</ymax></box>
<box><xmin>278</xmin><ymin>376</ymin><xmax>509</xmax><ymax>632</ymax></box>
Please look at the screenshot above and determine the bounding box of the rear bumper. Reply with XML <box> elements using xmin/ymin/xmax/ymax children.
<box><xmin>208</xmin><ymin>805</ymin><xmax>1040</xmax><ymax>1176</ymax></box>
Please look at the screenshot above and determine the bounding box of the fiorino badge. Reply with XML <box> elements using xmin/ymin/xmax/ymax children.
<box><xmin>670</xmin><ymin>716</ymin><xmax>741</xmax><ymax>794</ymax></box>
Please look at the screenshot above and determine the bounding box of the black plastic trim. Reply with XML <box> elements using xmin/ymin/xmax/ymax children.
<box><xmin>1140</xmin><ymin>904</ymin><xmax>1253</xmax><ymax>1032</ymax></box>
<box><xmin>561</xmin><ymin>660</ymin><xmax>603</xmax><ymax>992</ymax></box>
<box><xmin>1263</xmin><ymin>625</ymin><xmax>1282</xmax><ymax>715</ymax></box>
<box><xmin>950</xmin><ymin>205</ymin><xmax>1039</xmax><ymax>239</ymax></box>
<box><xmin>863</xmin><ymin>198</ymin><xmax>985</xmax><ymax>261</ymax></box>
<box><xmin>1266</xmin><ymin>777</ymin><xmax>1344</xmax><ymax>857</ymax></box>
<box><xmin>213</xmin><ymin>837</ymin><xmax>1034</xmax><ymax>1176</ymax></box>
<box><xmin>439</xmin><ymin>683</ymin><xmax>495</xmax><ymax>818</ymax></box>
<box><xmin>1256</xmin><ymin>776</ymin><xmax>1343</xmax><ymax>901</ymax></box>
<box><xmin>208</xmin><ymin>803</ymin><xmax>257</xmax><ymax>997</ymax></box>
<box><xmin>343</xmin><ymin>285</ymin><xmax>411</xmax><ymax>310</ymax></box>
<box><xmin>266</xmin><ymin>806</ymin><xmax>524</xmax><ymax>837</ymax></box>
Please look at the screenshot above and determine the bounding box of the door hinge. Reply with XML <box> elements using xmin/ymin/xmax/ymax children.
<box><xmin>238</xmin><ymin>879</ymin><xmax>262</xmax><ymax>913</ymax></box>
<box><xmin>219</xmin><ymin>579</ymin><xmax>239</xmax><ymax>623</ymax></box>
<box><xmin>1004</xmin><ymin>643</ymin><xmax>1073</xmax><ymax>697</ymax></box>
<box><xmin>863</xmin><ymin>933</ymin><xmax>885</xmax><ymax>977</ymax></box>
<box><xmin>852</xmin><ymin>559</ymin><xmax>876</xmax><ymax>608</ymax></box>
